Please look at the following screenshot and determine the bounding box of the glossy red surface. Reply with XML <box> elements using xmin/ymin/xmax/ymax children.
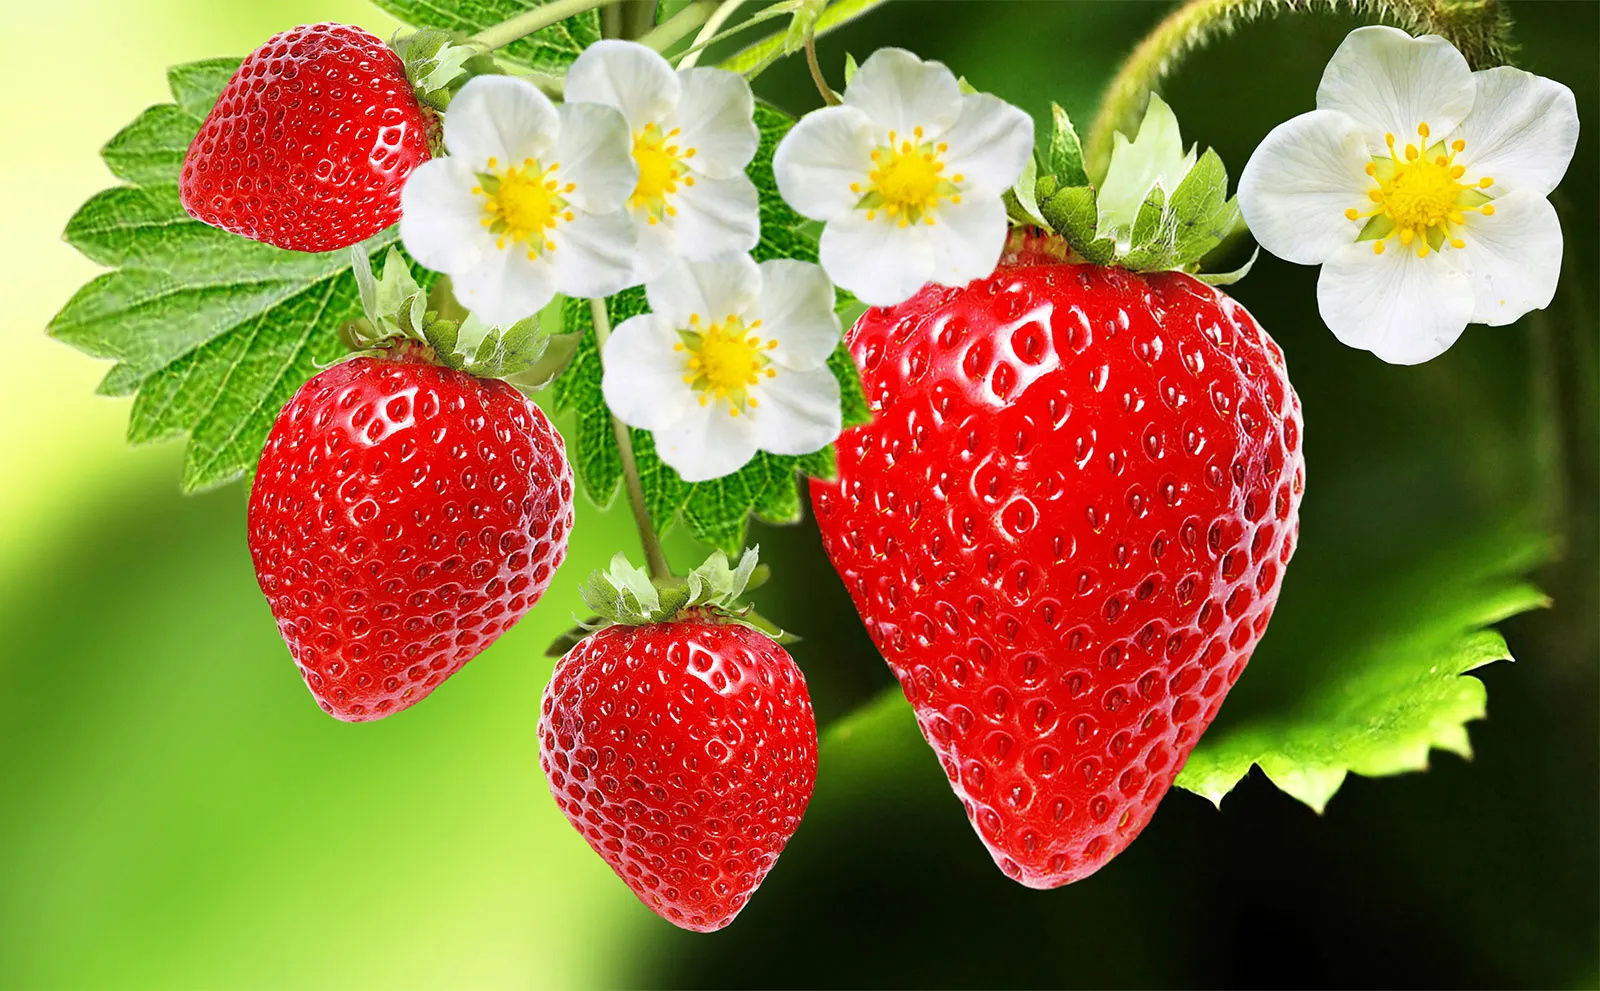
<box><xmin>180</xmin><ymin>23</ymin><xmax>432</xmax><ymax>252</ymax></box>
<box><xmin>540</xmin><ymin>621</ymin><xmax>819</xmax><ymax>932</ymax></box>
<box><xmin>248</xmin><ymin>355</ymin><xmax>573</xmax><ymax>721</ymax></box>
<box><xmin>812</xmin><ymin>262</ymin><xmax>1305</xmax><ymax>886</ymax></box>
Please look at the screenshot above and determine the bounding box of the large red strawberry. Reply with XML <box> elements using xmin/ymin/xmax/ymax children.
<box><xmin>540</xmin><ymin>557</ymin><xmax>818</xmax><ymax>932</ymax></box>
<box><xmin>181</xmin><ymin>23</ymin><xmax>432</xmax><ymax>253</ymax></box>
<box><xmin>811</xmin><ymin>259</ymin><xmax>1304</xmax><ymax>887</ymax></box>
<box><xmin>249</xmin><ymin>352</ymin><xmax>574</xmax><ymax>721</ymax></box>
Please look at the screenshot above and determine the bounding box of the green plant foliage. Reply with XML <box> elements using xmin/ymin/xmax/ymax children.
<box><xmin>48</xmin><ymin>59</ymin><xmax>394</xmax><ymax>492</ymax></box>
<box><xmin>824</xmin><ymin>526</ymin><xmax>1549</xmax><ymax>813</ymax></box>
<box><xmin>371</xmin><ymin>0</ymin><xmax>600</xmax><ymax>72</ymax></box>
<box><xmin>550</xmin><ymin>103</ymin><xmax>871</xmax><ymax>554</ymax></box>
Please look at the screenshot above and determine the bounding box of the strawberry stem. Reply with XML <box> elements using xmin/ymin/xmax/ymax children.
<box><xmin>1082</xmin><ymin>0</ymin><xmax>1517</xmax><ymax>182</ymax></box>
<box><xmin>589</xmin><ymin>297</ymin><xmax>674</xmax><ymax>582</ymax></box>
<box><xmin>804</xmin><ymin>29</ymin><xmax>842</xmax><ymax>105</ymax></box>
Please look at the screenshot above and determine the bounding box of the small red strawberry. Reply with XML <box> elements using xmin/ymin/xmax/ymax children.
<box><xmin>181</xmin><ymin>23</ymin><xmax>432</xmax><ymax>253</ymax></box>
<box><xmin>540</xmin><ymin>553</ymin><xmax>818</xmax><ymax>932</ymax></box>
<box><xmin>249</xmin><ymin>351</ymin><xmax>574</xmax><ymax>721</ymax></box>
<box><xmin>811</xmin><ymin>257</ymin><xmax>1304</xmax><ymax>887</ymax></box>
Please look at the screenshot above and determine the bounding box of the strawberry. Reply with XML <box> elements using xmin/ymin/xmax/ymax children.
<box><xmin>810</xmin><ymin>259</ymin><xmax>1304</xmax><ymax>887</ymax></box>
<box><xmin>248</xmin><ymin>352</ymin><xmax>574</xmax><ymax>721</ymax></box>
<box><xmin>180</xmin><ymin>23</ymin><xmax>432</xmax><ymax>253</ymax></box>
<box><xmin>540</xmin><ymin>555</ymin><xmax>818</xmax><ymax>932</ymax></box>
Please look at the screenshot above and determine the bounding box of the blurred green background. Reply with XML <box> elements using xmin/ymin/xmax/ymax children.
<box><xmin>1</xmin><ymin>1</ymin><xmax>1594</xmax><ymax>987</ymax></box>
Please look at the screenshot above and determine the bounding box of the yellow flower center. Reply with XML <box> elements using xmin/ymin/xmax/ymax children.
<box><xmin>675</xmin><ymin>314</ymin><xmax>779</xmax><ymax>417</ymax></box>
<box><xmin>629</xmin><ymin>123</ymin><xmax>697</xmax><ymax>224</ymax></box>
<box><xmin>1346</xmin><ymin>122</ymin><xmax>1496</xmax><ymax>258</ymax></box>
<box><xmin>853</xmin><ymin>127</ymin><xmax>964</xmax><ymax>227</ymax></box>
<box><xmin>476</xmin><ymin>156</ymin><xmax>576</xmax><ymax>259</ymax></box>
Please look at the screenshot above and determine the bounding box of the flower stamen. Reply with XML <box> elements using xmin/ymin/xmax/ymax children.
<box><xmin>857</xmin><ymin>128</ymin><xmax>961</xmax><ymax>226</ymax></box>
<box><xmin>1345</xmin><ymin>123</ymin><xmax>1496</xmax><ymax>258</ymax></box>
<box><xmin>630</xmin><ymin>123</ymin><xmax>696</xmax><ymax>224</ymax></box>
<box><xmin>680</xmin><ymin>315</ymin><xmax>779</xmax><ymax>416</ymax></box>
<box><xmin>478</xmin><ymin>156</ymin><xmax>567</xmax><ymax>260</ymax></box>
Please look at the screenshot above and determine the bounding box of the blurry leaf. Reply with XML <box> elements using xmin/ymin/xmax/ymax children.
<box><xmin>47</xmin><ymin>60</ymin><xmax>415</xmax><ymax>492</ymax></box>
<box><xmin>371</xmin><ymin>0</ymin><xmax>600</xmax><ymax>72</ymax></box>
<box><xmin>1177</xmin><ymin>527</ymin><xmax>1552</xmax><ymax>812</ymax></box>
<box><xmin>550</xmin><ymin>102</ymin><xmax>870</xmax><ymax>553</ymax></box>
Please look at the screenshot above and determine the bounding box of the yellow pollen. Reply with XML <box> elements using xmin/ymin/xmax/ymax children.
<box><xmin>478</xmin><ymin>158</ymin><xmax>566</xmax><ymax>256</ymax></box>
<box><xmin>1345</xmin><ymin>122</ymin><xmax>1497</xmax><ymax>259</ymax></box>
<box><xmin>678</xmin><ymin>315</ymin><xmax>779</xmax><ymax>416</ymax></box>
<box><xmin>858</xmin><ymin>128</ymin><xmax>960</xmax><ymax>225</ymax></box>
<box><xmin>630</xmin><ymin>123</ymin><xmax>694</xmax><ymax>219</ymax></box>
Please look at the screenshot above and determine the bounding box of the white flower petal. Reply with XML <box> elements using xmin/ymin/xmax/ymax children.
<box><xmin>563</xmin><ymin>39</ymin><xmax>680</xmax><ymax>131</ymax></box>
<box><xmin>752</xmin><ymin>365</ymin><xmax>842</xmax><ymax>457</ymax></box>
<box><xmin>773</xmin><ymin>105</ymin><xmax>875</xmax><ymax>220</ymax></box>
<box><xmin>550</xmin><ymin>210</ymin><xmax>638</xmax><ymax>299</ymax></box>
<box><xmin>630</xmin><ymin>206</ymin><xmax>678</xmax><ymax>282</ymax></box>
<box><xmin>843</xmin><ymin>47</ymin><xmax>964</xmax><ymax>139</ymax></box>
<box><xmin>1238</xmin><ymin>109</ymin><xmax>1372</xmax><ymax>265</ymax></box>
<box><xmin>940</xmin><ymin>93</ymin><xmax>1035</xmax><ymax>193</ymax></box>
<box><xmin>675</xmin><ymin>67</ymin><xmax>760</xmax><ymax>179</ymax></box>
<box><xmin>1457</xmin><ymin>66</ymin><xmax>1579</xmax><ymax>198</ymax></box>
<box><xmin>1316</xmin><ymin>241</ymin><xmax>1474</xmax><ymax>364</ymax></box>
<box><xmin>400</xmin><ymin>158</ymin><xmax>489</xmax><ymax>273</ymax></box>
<box><xmin>601</xmin><ymin>313</ymin><xmax>696</xmax><ymax>432</ymax></box>
<box><xmin>1316</xmin><ymin>26</ymin><xmax>1475</xmax><ymax>153</ymax></box>
<box><xmin>453</xmin><ymin>248</ymin><xmax>557</xmax><ymax>326</ymax></box>
<box><xmin>669</xmin><ymin>172</ymin><xmax>760</xmax><ymax>261</ymax></box>
<box><xmin>1457</xmin><ymin>190</ymin><xmax>1563</xmax><ymax>326</ymax></box>
<box><xmin>655</xmin><ymin>399</ymin><xmax>759</xmax><ymax>482</ymax></box>
<box><xmin>555</xmin><ymin>102</ymin><xmax>638</xmax><ymax>214</ymax></box>
<box><xmin>925</xmin><ymin>193</ymin><xmax>1008</xmax><ymax>290</ymax></box>
<box><xmin>646</xmin><ymin>255</ymin><xmax>762</xmax><ymax>327</ymax></box>
<box><xmin>755</xmin><ymin>259</ymin><xmax>840</xmax><ymax>370</ymax></box>
<box><xmin>819</xmin><ymin>210</ymin><xmax>933</xmax><ymax>307</ymax></box>
<box><xmin>444</xmin><ymin>76</ymin><xmax>558</xmax><ymax>166</ymax></box>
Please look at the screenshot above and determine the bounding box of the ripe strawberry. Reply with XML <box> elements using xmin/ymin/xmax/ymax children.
<box><xmin>180</xmin><ymin>23</ymin><xmax>432</xmax><ymax>253</ymax></box>
<box><xmin>811</xmin><ymin>260</ymin><xmax>1304</xmax><ymax>887</ymax></box>
<box><xmin>541</xmin><ymin>620</ymin><xmax>818</xmax><ymax>932</ymax></box>
<box><xmin>248</xmin><ymin>353</ymin><xmax>574</xmax><ymax>721</ymax></box>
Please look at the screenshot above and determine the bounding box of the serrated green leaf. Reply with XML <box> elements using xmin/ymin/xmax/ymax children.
<box><xmin>1047</xmin><ymin>103</ymin><xmax>1088</xmax><ymax>187</ymax></box>
<box><xmin>549</xmin><ymin>102</ymin><xmax>869</xmax><ymax>554</ymax></box>
<box><xmin>1164</xmin><ymin>147</ymin><xmax>1241</xmax><ymax>266</ymax></box>
<box><xmin>1176</xmin><ymin>528</ymin><xmax>1551</xmax><ymax>811</ymax></box>
<box><xmin>820</xmin><ymin>526</ymin><xmax>1550</xmax><ymax>816</ymax></box>
<box><xmin>371</xmin><ymin>0</ymin><xmax>600</xmax><ymax>73</ymax></box>
<box><xmin>48</xmin><ymin>61</ymin><xmax>427</xmax><ymax>491</ymax></box>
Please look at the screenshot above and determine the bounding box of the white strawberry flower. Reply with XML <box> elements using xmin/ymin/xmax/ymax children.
<box><xmin>1238</xmin><ymin>26</ymin><xmax>1578</xmax><ymax>364</ymax></box>
<box><xmin>602</xmin><ymin>256</ymin><xmax>843</xmax><ymax>483</ymax></box>
<box><xmin>771</xmin><ymin>48</ymin><xmax>1034</xmax><ymax>307</ymax></box>
<box><xmin>565</xmin><ymin>40</ymin><xmax>761</xmax><ymax>282</ymax></box>
<box><xmin>400</xmin><ymin>75</ymin><xmax>639</xmax><ymax>325</ymax></box>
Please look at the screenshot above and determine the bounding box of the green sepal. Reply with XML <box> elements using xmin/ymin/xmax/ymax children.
<box><xmin>1003</xmin><ymin>155</ymin><xmax>1051</xmax><ymax>229</ymax></box>
<box><xmin>1046</xmin><ymin>103</ymin><xmax>1088</xmax><ymax>187</ymax></box>
<box><xmin>843</xmin><ymin>52</ymin><xmax>859</xmax><ymax>84</ymax></box>
<box><xmin>1194</xmin><ymin>247</ymin><xmax>1259</xmax><ymax>287</ymax></box>
<box><xmin>393</xmin><ymin>28</ymin><xmax>501</xmax><ymax>111</ymax></box>
<box><xmin>1039</xmin><ymin>186</ymin><xmax>1116</xmax><ymax>265</ymax></box>
<box><xmin>563</xmin><ymin>547</ymin><xmax>794</xmax><ymax>646</ymax></box>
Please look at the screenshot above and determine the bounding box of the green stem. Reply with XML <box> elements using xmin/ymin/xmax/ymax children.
<box><xmin>637</xmin><ymin>0</ymin><xmax>718</xmax><ymax>52</ymax></box>
<box><xmin>1083</xmin><ymin>0</ymin><xmax>1516</xmax><ymax>181</ymax></box>
<box><xmin>589</xmin><ymin>297</ymin><xmax>673</xmax><ymax>581</ymax></box>
<box><xmin>804</xmin><ymin>29</ymin><xmax>842</xmax><ymax>104</ymax></box>
<box><xmin>678</xmin><ymin>0</ymin><xmax>747</xmax><ymax>68</ymax></box>
<box><xmin>472</xmin><ymin>0</ymin><xmax>627</xmax><ymax>49</ymax></box>
<box><xmin>719</xmin><ymin>0</ymin><xmax>888</xmax><ymax>77</ymax></box>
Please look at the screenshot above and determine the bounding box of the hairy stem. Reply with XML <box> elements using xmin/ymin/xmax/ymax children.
<box><xmin>1084</xmin><ymin>0</ymin><xmax>1517</xmax><ymax>180</ymax></box>
<box><xmin>589</xmin><ymin>298</ymin><xmax>673</xmax><ymax>581</ymax></box>
<box><xmin>472</xmin><ymin>0</ymin><xmax>627</xmax><ymax>49</ymax></box>
<box><xmin>678</xmin><ymin>0</ymin><xmax>747</xmax><ymax>68</ymax></box>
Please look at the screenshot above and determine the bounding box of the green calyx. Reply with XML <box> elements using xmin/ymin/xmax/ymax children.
<box><xmin>1008</xmin><ymin>95</ymin><xmax>1255</xmax><ymax>286</ymax></box>
<box><xmin>558</xmin><ymin>547</ymin><xmax>796</xmax><ymax>651</ymax></box>
<box><xmin>392</xmin><ymin>28</ymin><xmax>504</xmax><ymax>112</ymax></box>
<box><xmin>346</xmin><ymin>246</ymin><xmax>578</xmax><ymax>390</ymax></box>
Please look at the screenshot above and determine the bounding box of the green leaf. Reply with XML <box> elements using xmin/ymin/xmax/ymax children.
<box><xmin>1177</xmin><ymin>527</ymin><xmax>1551</xmax><ymax>812</ymax></box>
<box><xmin>1046</xmin><ymin>102</ymin><xmax>1088</xmax><ymax>187</ymax></box>
<box><xmin>1096</xmin><ymin>93</ymin><xmax>1196</xmax><ymax>239</ymax></box>
<box><xmin>549</xmin><ymin>102</ymin><xmax>869</xmax><ymax>554</ymax></box>
<box><xmin>1194</xmin><ymin>247</ymin><xmax>1259</xmax><ymax>287</ymax></box>
<box><xmin>371</xmin><ymin>0</ymin><xmax>600</xmax><ymax>73</ymax></box>
<box><xmin>1039</xmin><ymin>185</ymin><xmax>1116</xmax><ymax>265</ymax></box>
<box><xmin>1164</xmin><ymin>148</ymin><xmax>1242</xmax><ymax>263</ymax></box>
<box><xmin>48</xmin><ymin>61</ymin><xmax>418</xmax><ymax>492</ymax></box>
<box><xmin>1003</xmin><ymin>155</ymin><xmax>1051</xmax><ymax>229</ymax></box>
<box><xmin>821</xmin><ymin>526</ymin><xmax>1549</xmax><ymax>815</ymax></box>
